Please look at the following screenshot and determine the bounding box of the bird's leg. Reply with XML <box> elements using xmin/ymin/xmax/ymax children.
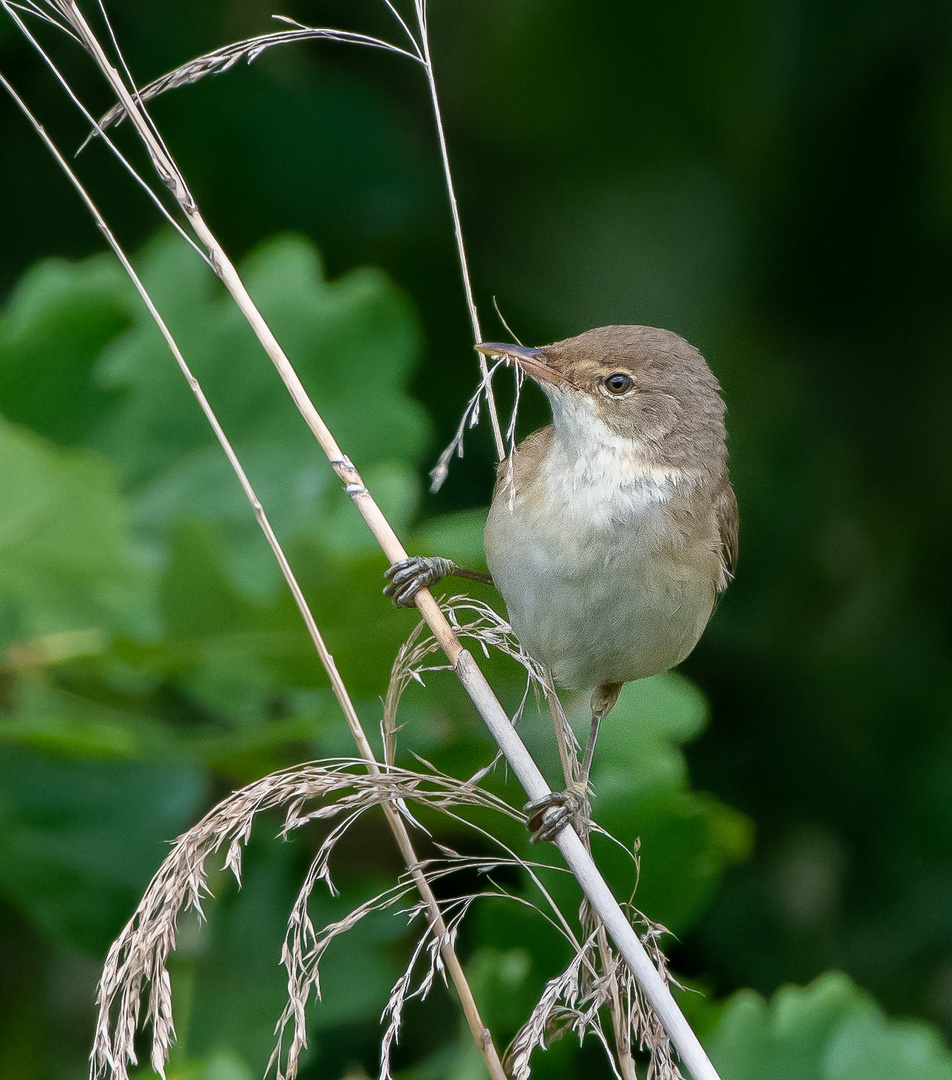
<box><xmin>548</xmin><ymin>674</ymin><xmax>581</xmax><ymax>791</ymax></box>
<box><xmin>525</xmin><ymin>680</ymin><xmax>622</xmax><ymax>843</ymax></box>
<box><xmin>383</xmin><ymin>557</ymin><xmax>493</xmax><ymax>607</ymax></box>
<box><xmin>580</xmin><ymin>680</ymin><xmax>622</xmax><ymax>792</ymax></box>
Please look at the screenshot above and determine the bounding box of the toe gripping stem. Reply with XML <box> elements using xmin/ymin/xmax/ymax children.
<box><xmin>383</xmin><ymin>556</ymin><xmax>492</xmax><ymax>607</ymax></box>
<box><xmin>524</xmin><ymin>784</ymin><xmax>590</xmax><ymax>844</ymax></box>
<box><xmin>382</xmin><ymin>556</ymin><xmax>456</xmax><ymax>607</ymax></box>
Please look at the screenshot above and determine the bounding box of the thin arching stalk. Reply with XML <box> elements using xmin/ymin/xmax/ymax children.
<box><xmin>5</xmin><ymin>5</ymin><xmax>723</xmax><ymax>1078</ymax></box>
<box><xmin>0</xmin><ymin>34</ymin><xmax>506</xmax><ymax>1080</ymax></box>
<box><xmin>414</xmin><ymin>1</ymin><xmax>505</xmax><ymax>461</ymax></box>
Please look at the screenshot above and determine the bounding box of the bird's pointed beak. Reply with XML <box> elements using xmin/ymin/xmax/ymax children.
<box><xmin>475</xmin><ymin>341</ymin><xmax>572</xmax><ymax>388</ymax></box>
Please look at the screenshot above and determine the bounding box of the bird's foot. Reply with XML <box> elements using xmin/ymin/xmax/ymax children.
<box><xmin>383</xmin><ymin>557</ymin><xmax>454</xmax><ymax>607</ymax></box>
<box><xmin>524</xmin><ymin>785</ymin><xmax>591</xmax><ymax>843</ymax></box>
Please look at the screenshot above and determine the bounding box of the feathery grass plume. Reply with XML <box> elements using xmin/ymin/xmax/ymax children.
<box><xmin>90</xmin><ymin>760</ymin><xmax>523</xmax><ymax>1080</ymax></box>
<box><xmin>383</xmin><ymin>595</ymin><xmax>546</xmax><ymax>767</ymax></box>
<box><xmin>5</xmin><ymin>5</ymin><xmax>726</xmax><ymax>1078</ymax></box>
<box><xmin>84</xmin><ymin>21</ymin><xmax>424</xmax><ymax>149</ymax></box>
<box><xmin>506</xmin><ymin>909</ymin><xmax>683</xmax><ymax>1080</ymax></box>
<box><xmin>94</xmin><ymin>754</ymin><xmax>660</xmax><ymax>1080</ymax></box>
<box><xmin>430</xmin><ymin>355</ymin><xmax>509</xmax><ymax>491</ymax></box>
<box><xmin>431</xmin><ymin>296</ymin><xmax>528</xmax><ymax>493</ymax></box>
<box><xmin>383</xmin><ymin>599</ymin><xmax>684</xmax><ymax>1079</ymax></box>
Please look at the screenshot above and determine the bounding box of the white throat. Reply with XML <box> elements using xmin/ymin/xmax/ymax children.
<box><xmin>543</xmin><ymin>389</ymin><xmax>683</xmax><ymax>523</ymax></box>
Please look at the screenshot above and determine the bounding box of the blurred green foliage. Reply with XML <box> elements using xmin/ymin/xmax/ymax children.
<box><xmin>707</xmin><ymin>972</ymin><xmax>952</xmax><ymax>1080</ymax></box>
<box><xmin>1</xmin><ymin>0</ymin><xmax>951</xmax><ymax>1077</ymax></box>
<box><xmin>0</xmin><ymin>236</ymin><xmax>750</xmax><ymax>1077</ymax></box>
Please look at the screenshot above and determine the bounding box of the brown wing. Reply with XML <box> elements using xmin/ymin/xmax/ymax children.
<box><xmin>715</xmin><ymin>478</ymin><xmax>739</xmax><ymax>589</ymax></box>
<box><xmin>492</xmin><ymin>425</ymin><xmax>554</xmax><ymax>499</ymax></box>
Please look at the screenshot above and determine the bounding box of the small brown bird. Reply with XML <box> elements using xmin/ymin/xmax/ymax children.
<box><xmin>385</xmin><ymin>326</ymin><xmax>737</xmax><ymax>839</ymax></box>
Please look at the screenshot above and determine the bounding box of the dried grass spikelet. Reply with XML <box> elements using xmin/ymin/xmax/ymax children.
<box><xmin>86</xmin><ymin>20</ymin><xmax>426</xmax><ymax>147</ymax></box>
<box><xmin>430</xmin><ymin>355</ymin><xmax>513</xmax><ymax>491</ymax></box>
<box><xmin>91</xmin><ymin>626</ymin><xmax>681</xmax><ymax>1080</ymax></box>
<box><xmin>87</xmin><ymin>746</ymin><xmax>676</xmax><ymax>1080</ymax></box>
<box><xmin>383</xmin><ymin>600</ymin><xmax>684</xmax><ymax>1079</ymax></box>
<box><xmin>383</xmin><ymin>595</ymin><xmax>546</xmax><ymax>767</ymax></box>
<box><xmin>89</xmin><ymin>759</ymin><xmax>520</xmax><ymax>1080</ymax></box>
<box><xmin>505</xmin><ymin>892</ymin><xmax>684</xmax><ymax>1080</ymax></box>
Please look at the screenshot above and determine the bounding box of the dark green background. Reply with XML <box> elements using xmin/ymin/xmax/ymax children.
<box><xmin>1</xmin><ymin>1</ymin><xmax>951</xmax><ymax>1077</ymax></box>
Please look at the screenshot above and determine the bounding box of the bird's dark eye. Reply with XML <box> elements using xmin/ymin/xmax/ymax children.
<box><xmin>604</xmin><ymin>372</ymin><xmax>635</xmax><ymax>395</ymax></box>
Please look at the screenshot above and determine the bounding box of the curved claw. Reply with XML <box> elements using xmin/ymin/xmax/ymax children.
<box><xmin>524</xmin><ymin>787</ymin><xmax>590</xmax><ymax>843</ymax></box>
<box><xmin>382</xmin><ymin>557</ymin><xmax>452</xmax><ymax>608</ymax></box>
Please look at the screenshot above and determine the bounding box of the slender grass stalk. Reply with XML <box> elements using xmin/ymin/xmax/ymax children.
<box><xmin>413</xmin><ymin>2</ymin><xmax>505</xmax><ymax>461</ymax></box>
<box><xmin>0</xmin><ymin>32</ymin><xmax>506</xmax><ymax>1080</ymax></box>
<box><xmin>78</xmin><ymin>2</ymin><xmax>506</xmax><ymax>466</ymax></box>
<box><xmin>5</xmin><ymin>4</ymin><xmax>723</xmax><ymax>1077</ymax></box>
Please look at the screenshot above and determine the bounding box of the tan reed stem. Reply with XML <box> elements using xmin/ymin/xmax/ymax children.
<box><xmin>50</xmin><ymin>6</ymin><xmax>722</xmax><ymax>1076</ymax></box>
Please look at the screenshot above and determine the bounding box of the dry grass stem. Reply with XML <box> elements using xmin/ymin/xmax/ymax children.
<box><xmin>90</xmin><ymin>761</ymin><xmax>521</xmax><ymax>1080</ymax></box>
<box><xmin>542</xmin><ymin>667</ymin><xmax>583</xmax><ymax>794</ymax></box>
<box><xmin>80</xmin><ymin>1</ymin><xmax>505</xmax><ymax>461</ymax></box>
<box><xmin>6</xmin><ymin>5</ymin><xmax>723</xmax><ymax>1078</ymax></box>
<box><xmin>4</xmin><ymin>1</ymin><xmax>206</xmax><ymax>258</ymax></box>
<box><xmin>413</xmin><ymin>0</ymin><xmax>504</xmax><ymax>458</ymax></box>
<box><xmin>7</xmin><ymin>0</ymin><xmax>77</xmax><ymax>37</ymax></box>
<box><xmin>507</xmin><ymin>911</ymin><xmax>684</xmax><ymax>1080</ymax></box>
<box><xmin>3</xmin><ymin>16</ymin><xmax>505</xmax><ymax>1077</ymax></box>
<box><xmin>384</xmin><ymin>596</ymin><xmax>545</xmax><ymax>768</ymax></box>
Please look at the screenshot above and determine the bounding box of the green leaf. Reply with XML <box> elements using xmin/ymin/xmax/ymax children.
<box><xmin>706</xmin><ymin>972</ymin><xmax>952</xmax><ymax>1080</ymax></box>
<box><xmin>0</xmin><ymin>744</ymin><xmax>205</xmax><ymax>952</ymax></box>
<box><xmin>825</xmin><ymin>1014</ymin><xmax>952</xmax><ymax>1080</ymax></box>
<box><xmin>156</xmin><ymin>515</ymin><xmax>412</xmax><ymax>706</ymax></box>
<box><xmin>132</xmin><ymin>444</ymin><xmax>421</xmax><ymax>598</ymax></box>
<box><xmin>0</xmin><ymin>255</ymin><xmax>133</xmax><ymax>445</ymax></box>
<box><xmin>0</xmin><ymin>417</ymin><xmax>151</xmax><ymax>645</ymax></box>
<box><xmin>84</xmin><ymin>231</ymin><xmax>429</xmax><ymax>595</ymax></box>
<box><xmin>594</xmin><ymin>676</ymin><xmax>752</xmax><ymax>929</ymax></box>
